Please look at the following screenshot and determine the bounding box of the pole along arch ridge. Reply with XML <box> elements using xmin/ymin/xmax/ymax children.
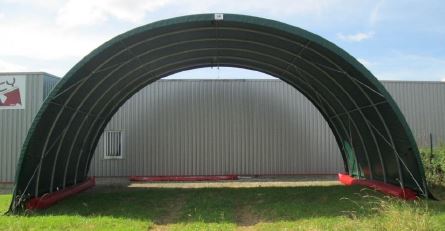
<box><xmin>10</xmin><ymin>13</ymin><xmax>428</xmax><ymax>212</ymax></box>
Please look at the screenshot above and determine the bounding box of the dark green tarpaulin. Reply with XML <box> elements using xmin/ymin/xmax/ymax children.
<box><xmin>10</xmin><ymin>14</ymin><xmax>428</xmax><ymax>212</ymax></box>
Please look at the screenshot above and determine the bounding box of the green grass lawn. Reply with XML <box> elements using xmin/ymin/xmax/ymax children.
<box><xmin>1</xmin><ymin>185</ymin><xmax>444</xmax><ymax>230</ymax></box>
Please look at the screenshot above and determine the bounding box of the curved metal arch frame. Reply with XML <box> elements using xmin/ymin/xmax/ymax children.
<box><xmin>45</xmin><ymin>35</ymin><xmax>368</xmax><ymax>192</ymax></box>
<box><xmin>64</xmin><ymin>37</ymin><xmax>388</xmax><ymax>186</ymax></box>
<box><xmin>41</xmin><ymin>29</ymin><xmax>386</xmax><ymax>190</ymax></box>
<box><xmin>54</xmin><ymin>36</ymin><xmax>372</xmax><ymax>188</ymax></box>
<box><xmin>10</xmin><ymin>13</ymin><xmax>428</xmax><ymax>212</ymax></box>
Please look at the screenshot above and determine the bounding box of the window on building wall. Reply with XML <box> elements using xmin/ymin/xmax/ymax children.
<box><xmin>104</xmin><ymin>131</ymin><xmax>123</xmax><ymax>159</ymax></box>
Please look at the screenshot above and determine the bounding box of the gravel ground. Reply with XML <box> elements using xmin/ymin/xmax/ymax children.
<box><xmin>95</xmin><ymin>175</ymin><xmax>340</xmax><ymax>189</ymax></box>
<box><xmin>1</xmin><ymin>175</ymin><xmax>340</xmax><ymax>195</ymax></box>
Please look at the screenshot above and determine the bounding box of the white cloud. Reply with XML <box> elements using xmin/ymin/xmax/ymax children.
<box><xmin>3</xmin><ymin>0</ymin><xmax>61</xmax><ymax>8</ymax></box>
<box><xmin>0</xmin><ymin>19</ymin><xmax>110</xmax><ymax>60</ymax></box>
<box><xmin>441</xmin><ymin>78</ymin><xmax>445</xmax><ymax>82</ymax></box>
<box><xmin>0</xmin><ymin>59</ymin><xmax>27</xmax><ymax>72</ymax></box>
<box><xmin>337</xmin><ymin>31</ymin><xmax>375</xmax><ymax>42</ymax></box>
<box><xmin>369</xmin><ymin>0</ymin><xmax>385</xmax><ymax>27</ymax></box>
<box><xmin>57</xmin><ymin>0</ymin><xmax>171</xmax><ymax>27</ymax></box>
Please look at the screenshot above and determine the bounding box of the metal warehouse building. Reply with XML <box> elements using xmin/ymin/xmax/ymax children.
<box><xmin>1</xmin><ymin>72</ymin><xmax>444</xmax><ymax>183</ymax></box>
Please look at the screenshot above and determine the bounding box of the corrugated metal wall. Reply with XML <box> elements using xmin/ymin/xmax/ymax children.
<box><xmin>89</xmin><ymin>80</ymin><xmax>341</xmax><ymax>177</ymax></box>
<box><xmin>0</xmin><ymin>73</ymin><xmax>59</xmax><ymax>182</ymax></box>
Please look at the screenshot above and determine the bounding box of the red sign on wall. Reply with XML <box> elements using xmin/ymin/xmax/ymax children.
<box><xmin>0</xmin><ymin>75</ymin><xmax>26</xmax><ymax>109</ymax></box>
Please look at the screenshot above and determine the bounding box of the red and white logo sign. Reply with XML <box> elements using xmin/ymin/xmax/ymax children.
<box><xmin>0</xmin><ymin>76</ymin><xmax>26</xmax><ymax>109</ymax></box>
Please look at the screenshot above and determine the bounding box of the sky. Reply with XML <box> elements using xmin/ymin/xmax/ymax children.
<box><xmin>0</xmin><ymin>0</ymin><xmax>444</xmax><ymax>81</ymax></box>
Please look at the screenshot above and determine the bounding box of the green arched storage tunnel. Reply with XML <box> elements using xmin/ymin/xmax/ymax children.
<box><xmin>10</xmin><ymin>13</ymin><xmax>429</xmax><ymax>212</ymax></box>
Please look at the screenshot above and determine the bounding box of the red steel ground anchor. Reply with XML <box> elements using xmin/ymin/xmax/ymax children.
<box><xmin>26</xmin><ymin>177</ymin><xmax>96</xmax><ymax>210</ymax></box>
<box><xmin>338</xmin><ymin>173</ymin><xmax>417</xmax><ymax>200</ymax></box>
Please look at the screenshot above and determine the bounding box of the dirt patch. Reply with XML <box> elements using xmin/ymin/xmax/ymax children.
<box><xmin>150</xmin><ymin>194</ymin><xmax>188</xmax><ymax>230</ymax></box>
<box><xmin>235</xmin><ymin>203</ymin><xmax>262</xmax><ymax>230</ymax></box>
<box><xmin>131</xmin><ymin>180</ymin><xmax>340</xmax><ymax>189</ymax></box>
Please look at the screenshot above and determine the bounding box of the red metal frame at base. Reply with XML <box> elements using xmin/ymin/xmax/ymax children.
<box><xmin>129</xmin><ymin>175</ymin><xmax>239</xmax><ymax>182</ymax></box>
<box><xmin>26</xmin><ymin>177</ymin><xmax>96</xmax><ymax>210</ymax></box>
<box><xmin>338</xmin><ymin>173</ymin><xmax>417</xmax><ymax>200</ymax></box>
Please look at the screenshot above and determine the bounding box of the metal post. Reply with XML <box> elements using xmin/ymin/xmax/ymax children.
<box><xmin>430</xmin><ymin>133</ymin><xmax>434</xmax><ymax>166</ymax></box>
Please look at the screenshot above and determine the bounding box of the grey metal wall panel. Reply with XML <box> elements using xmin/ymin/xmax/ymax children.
<box><xmin>0</xmin><ymin>73</ymin><xmax>44</xmax><ymax>182</ymax></box>
<box><xmin>89</xmin><ymin>80</ymin><xmax>344</xmax><ymax>177</ymax></box>
<box><xmin>382</xmin><ymin>81</ymin><xmax>445</xmax><ymax>147</ymax></box>
<box><xmin>43</xmin><ymin>75</ymin><xmax>60</xmax><ymax>100</ymax></box>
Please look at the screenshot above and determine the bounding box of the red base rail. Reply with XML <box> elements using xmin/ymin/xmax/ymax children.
<box><xmin>129</xmin><ymin>175</ymin><xmax>238</xmax><ymax>182</ymax></box>
<box><xmin>26</xmin><ymin>177</ymin><xmax>96</xmax><ymax>210</ymax></box>
<box><xmin>338</xmin><ymin>173</ymin><xmax>417</xmax><ymax>200</ymax></box>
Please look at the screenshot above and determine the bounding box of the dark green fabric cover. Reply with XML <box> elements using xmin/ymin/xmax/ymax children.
<box><xmin>10</xmin><ymin>14</ymin><xmax>428</xmax><ymax>212</ymax></box>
